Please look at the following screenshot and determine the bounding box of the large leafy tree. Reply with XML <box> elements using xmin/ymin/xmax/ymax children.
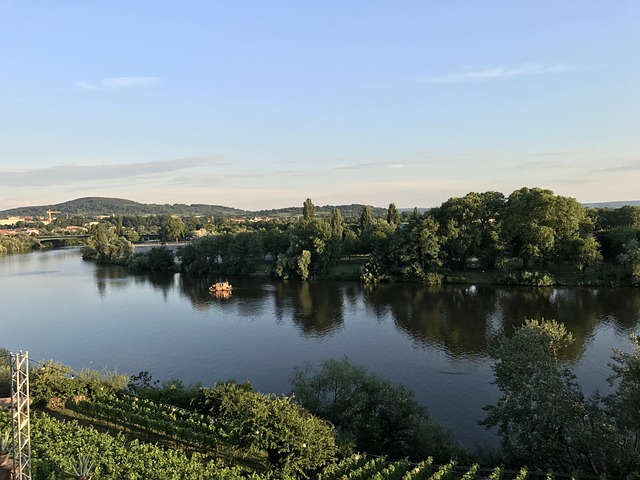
<box><xmin>388</xmin><ymin>213</ymin><xmax>442</xmax><ymax>279</ymax></box>
<box><xmin>193</xmin><ymin>382</ymin><xmax>337</xmax><ymax>477</ymax></box>
<box><xmin>161</xmin><ymin>217</ymin><xmax>187</xmax><ymax>243</ymax></box>
<box><xmin>290</xmin><ymin>358</ymin><xmax>465</xmax><ymax>463</ymax></box>
<box><xmin>618</xmin><ymin>239</ymin><xmax>640</xmax><ymax>285</ymax></box>
<box><xmin>481</xmin><ymin>319</ymin><xmax>605</xmax><ymax>475</ymax></box>
<box><xmin>606</xmin><ymin>334</ymin><xmax>640</xmax><ymax>473</ymax></box>
<box><xmin>178</xmin><ymin>232</ymin><xmax>263</xmax><ymax>275</ymax></box>
<box><xmin>82</xmin><ymin>223</ymin><xmax>133</xmax><ymax>263</ymax></box>
<box><xmin>430</xmin><ymin>191</ymin><xmax>505</xmax><ymax>268</ymax></box>
<box><xmin>502</xmin><ymin>188</ymin><xmax>595</xmax><ymax>268</ymax></box>
<box><xmin>275</xmin><ymin>219</ymin><xmax>337</xmax><ymax>280</ymax></box>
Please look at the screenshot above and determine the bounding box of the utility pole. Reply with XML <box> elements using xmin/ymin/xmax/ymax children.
<box><xmin>10</xmin><ymin>351</ymin><xmax>31</xmax><ymax>480</ymax></box>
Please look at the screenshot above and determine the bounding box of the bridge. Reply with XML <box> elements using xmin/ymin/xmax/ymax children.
<box><xmin>37</xmin><ymin>233</ymin><xmax>161</xmax><ymax>243</ymax></box>
<box><xmin>37</xmin><ymin>235</ymin><xmax>89</xmax><ymax>243</ymax></box>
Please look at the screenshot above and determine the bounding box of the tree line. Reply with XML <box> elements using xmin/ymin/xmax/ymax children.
<box><xmin>74</xmin><ymin>187</ymin><xmax>640</xmax><ymax>286</ymax></box>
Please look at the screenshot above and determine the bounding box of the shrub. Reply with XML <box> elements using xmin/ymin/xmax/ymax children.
<box><xmin>193</xmin><ymin>381</ymin><xmax>337</xmax><ymax>477</ymax></box>
<box><xmin>290</xmin><ymin>358</ymin><xmax>467</xmax><ymax>463</ymax></box>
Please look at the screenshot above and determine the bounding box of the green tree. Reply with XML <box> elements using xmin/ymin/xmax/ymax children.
<box><xmin>565</xmin><ymin>236</ymin><xmax>603</xmax><ymax>273</ymax></box>
<box><xmin>502</xmin><ymin>188</ymin><xmax>594</xmax><ymax>268</ymax></box>
<box><xmin>290</xmin><ymin>358</ymin><xmax>465</xmax><ymax>463</ymax></box>
<box><xmin>359</xmin><ymin>205</ymin><xmax>374</xmax><ymax>232</ymax></box>
<box><xmin>177</xmin><ymin>232</ymin><xmax>263</xmax><ymax>275</ymax></box>
<box><xmin>388</xmin><ymin>214</ymin><xmax>442</xmax><ymax>280</ymax></box>
<box><xmin>341</xmin><ymin>229</ymin><xmax>358</xmax><ymax>262</ymax></box>
<box><xmin>302</xmin><ymin>198</ymin><xmax>315</xmax><ymax>221</ymax></box>
<box><xmin>161</xmin><ymin>217</ymin><xmax>187</xmax><ymax>243</ymax></box>
<box><xmin>430</xmin><ymin>191</ymin><xmax>505</xmax><ymax>269</ymax></box>
<box><xmin>387</xmin><ymin>203</ymin><xmax>400</xmax><ymax>226</ymax></box>
<box><xmin>127</xmin><ymin>246</ymin><xmax>176</xmax><ymax>272</ymax></box>
<box><xmin>275</xmin><ymin>219</ymin><xmax>337</xmax><ymax>279</ymax></box>
<box><xmin>596</xmin><ymin>225</ymin><xmax>638</xmax><ymax>262</ymax></box>
<box><xmin>0</xmin><ymin>348</ymin><xmax>10</xmax><ymax>397</ymax></box>
<box><xmin>618</xmin><ymin>239</ymin><xmax>640</xmax><ymax>285</ymax></box>
<box><xmin>82</xmin><ymin>223</ymin><xmax>133</xmax><ymax>264</ymax></box>
<box><xmin>224</xmin><ymin>231</ymin><xmax>264</xmax><ymax>274</ymax></box>
<box><xmin>606</xmin><ymin>334</ymin><xmax>640</xmax><ymax>473</ymax></box>
<box><xmin>193</xmin><ymin>382</ymin><xmax>337</xmax><ymax>476</ymax></box>
<box><xmin>481</xmin><ymin>319</ymin><xmax>603</xmax><ymax>474</ymax></box>
<box><xmin>297</xmin><ymin>249</ymin><xmax>312</xmax><ymax>281</ymax></box>
<box><xmin>359</xmin><ymin>218</ymin><xmax>395</xmax><ymax>257</ymax></box>
<box><xmin>330</xmin><ymin>207</ymin><xmax>343</xmax><ymax>239</ymax></box>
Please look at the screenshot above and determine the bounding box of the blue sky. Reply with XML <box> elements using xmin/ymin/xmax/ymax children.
<box><xmin>1</xmin><ymin>1</ymin><xmax>639</xmax><ymax>211</ymax></box>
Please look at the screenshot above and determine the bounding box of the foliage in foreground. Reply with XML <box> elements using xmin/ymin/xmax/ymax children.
<box><xmin>192</xmin><ymin>381</ymin><xmax>338</xmax><ymax>477</ymax></box>
<box><xmin>482</xmin><ymin>319</ymin><xmax>640</xmax><ymax>476</ymax></box>
<box><xmin>0</xmin><ymin>411</ymin><xmax>245</xmax><ymax>480</ymax></box>
<box><xmin>29</xmin><ymin>360</ymin><xmax>129</xmax><ymax>408</ymax></box>
<box><xmin>289</xmin><ymin>358</ymin><xmax>467</xmax><ymax>464</ymax></box>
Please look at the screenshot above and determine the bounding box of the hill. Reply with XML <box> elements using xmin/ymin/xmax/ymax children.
<box><xmin>0</xmin><ymin>197</ymin><xmax>387</xmax><ymax>219</ymax></box>
<box><xmin>0</xmin><ymin>197</ymin><xmax>247</xmax><ymax>218</ymax></box>
<box><xmin>583</xmin><ymin>200</ymin><xmax>640</xmax><ymax>209</ymax></box>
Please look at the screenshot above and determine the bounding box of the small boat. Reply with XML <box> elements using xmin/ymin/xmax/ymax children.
<box><xmin>209</xmin><ymin>281</ymin><xmax>232</xmax><ymax>293</ymax></box>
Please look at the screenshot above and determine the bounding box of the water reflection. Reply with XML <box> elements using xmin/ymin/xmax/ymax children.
<box><xmin>90</xmin><ymin>268</ymin><xmax>640</xmax><ymax>360</ymax></box>
<box><xmin>360</xmin><ymin>284</ymin><xmax>638</xmax><ymax>361</ymax></box>
<box><xmin>178</xmin><ymin>275</ymin><xmax>214</xmax><ymax>310</ymax></box>
<box><xmin>273</xmin><ymin>281</ymin><xmax>345</xmax><ymax>337</ymax></box>
<box><xmin>93</xmin><ymin>265</ymin><xmax>130</xmax><ymax>298</ymax></box>
<box><xmin>133</xmin><ymin>272</ymin><xmax>176</xmax><ymax>302</ymax></box>
<box><xmin>6</xmin><ymin>249</ymin><xmax>639</xmax><ymax>449</ymax></box>
<box><xmin>367</xmin><ymin>284</ymin><xmax>500</xmax><ymax>358</ymax></box>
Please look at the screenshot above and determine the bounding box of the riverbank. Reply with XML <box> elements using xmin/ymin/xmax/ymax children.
<box><xmin>254</xmin><ymin>255</ymin><xmax>633</xmax><ymax>287</ymax></box>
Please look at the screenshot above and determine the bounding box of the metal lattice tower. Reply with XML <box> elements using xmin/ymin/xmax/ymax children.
<box><xmin>10</xmin><ymin>351</ymin><xmax>31</xmax><ymax>480</ymax></box>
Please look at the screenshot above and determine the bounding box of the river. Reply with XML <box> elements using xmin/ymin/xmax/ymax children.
<box><xmin>1</xmin><ymin>247</ymin><xmax>638</xmax><ymax>449</ymax></box>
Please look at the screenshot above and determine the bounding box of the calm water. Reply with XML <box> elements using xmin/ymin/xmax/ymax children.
<box><xmin>1</xmin><ymin>248</ymin><xmax>639</xmax><ymax>448</ymax></box>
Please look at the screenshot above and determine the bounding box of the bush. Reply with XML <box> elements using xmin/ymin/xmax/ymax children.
<box><xmin>30</xmin><ymin>361</ymin><xmax>127</xmax><ymax>408</ymax></box>
<box><xmin>193</xmin><ymin>381</ymin><xmax>338</xmax><ymax>477</ymax></box>
<box><xmin>289</xmin><ymin>358</ymin><xmax>467</xmax><ymax>463</ymax></box>
<box><xmin>422</xmin><ymin>271</ymin><xmax>444</xmax><ymax>285</ymax></box>
<box><xmin>497</xmin><ymin>271</ymin><xmax>556</xmax><ymax>286</ymax></box>
<box><xmin>0</xmin><ymin>348</ymin><xmax>10</xmax><ymax>397</ymax></box>
<box><xmin>127</xmin><ymin>246</ymin><xmax>176</xmax><ymax>272</ymax></box>
<box><xmin>127</xmin><ymin>371</ymin><xmax>201</xmax><ymax>409</ymax></box>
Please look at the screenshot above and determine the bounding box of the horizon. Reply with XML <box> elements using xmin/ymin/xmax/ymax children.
<box><xmin>1</xmin><ymin>2</ymin><xmax>639</xmax><ymax>211</ymax></box>
<box><xmin>2</xmin><ymin>192</ymin><xmax>640</xmax><ymax>216</ymax></box>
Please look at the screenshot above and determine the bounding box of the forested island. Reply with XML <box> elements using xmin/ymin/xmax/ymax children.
<box><xmin>3</xmin><ymin>187</ymin><xmax>639</xmax><ymax>287</ymax></box>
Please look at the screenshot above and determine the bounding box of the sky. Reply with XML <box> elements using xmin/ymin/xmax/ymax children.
<box><xmin>1</xmin><ymin>1</ymin><xmax>639</xmax><ymax>211</ymax></box>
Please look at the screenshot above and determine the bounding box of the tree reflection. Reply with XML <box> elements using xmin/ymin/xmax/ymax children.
<box><xmin>93</xmin><ymin>265</ymin><xmax>130</xmax><ymax>298</ymax></box>
<box><xmin>131</xmin><ymin>271</ymin><xmax>175</xmax><ymax>302</ymax></box>
<box><xmin>361</xmin><ymin>284</ymin><xmax>640</xmax><ymax>361</ymax></box>
<box><xmin>364</xmin><ymin>284</ymin><xmax>497</xmax><ymax>358</ymax></box>
<box><xmin>177</xmin><ymin>275</ymin><xmax>216</xmax><ymax>310</ymax></box>
<box><xmin>274</xmin><ymin>281</ymin><xmax>345</xmax><ymax>337</ymax></box>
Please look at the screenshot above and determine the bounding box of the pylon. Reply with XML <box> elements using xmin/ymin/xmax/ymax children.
<box><xmin>10</xmin><ymin>351</ymin><xmax>31</xmax><ymax>480</ymax></box>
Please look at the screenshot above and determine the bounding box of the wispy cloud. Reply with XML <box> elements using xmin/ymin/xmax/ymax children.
<box><xmin>333</xmin><ymin>161</ymin><xmax>412</xmax><ymax>171</ymax></box>
<box><xmin>430</xmin><ymin>63</ymin><xmax>572</xmax><ymax>84</ymax></box>
<box><xmin>76</xmin><ymin>76</ymin><xmax>160</xmax><ymax>90</ymax></box>
<box><xmin>519</xmin><ymin>160</ymin><xmax>565</xmax><ymax>170</ymax></box>
<box><xmin>597</xmin><ymin>160</ymin><xmax>640</xmax><ymax>173</ymax></box>
<box><xmin>0</xmin><ymin>156</ymin><xmax>226</xmax><ymax>187</ymax></box>
<box><xmin>333</xmin><ymin>162</ymin><xmax>386</xmax><ymax>171</ymax></box>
